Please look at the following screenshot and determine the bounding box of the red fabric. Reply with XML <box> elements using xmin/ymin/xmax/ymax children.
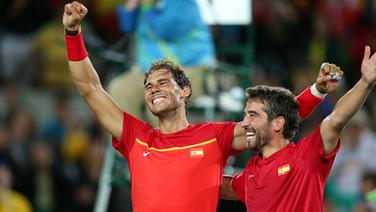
<box><xmin>112</xmin><ymin>112</ymin><xmax>236</xmax><ymax>212</ymax></box>
<box><xmin>296</xmin><ymin>86</ymin><xmax>324</xmax><ymax>119</ymax></box>
<box><xmin>65</xmin><ymin>32</ymin><xmax>88</xmax><ymax>61</ymax></box>
<box><xmin>231</xmin><ymin>169</ymin><xmax>246</xmax><ymax>203</ymax></box>
<box><xmin>232</xmin><ymin>126</ymin><xmax>340</xmax><ymax>211</ymax></box>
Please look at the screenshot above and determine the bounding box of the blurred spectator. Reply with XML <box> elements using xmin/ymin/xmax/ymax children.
<box><xmin>88</xmin><ymin>0</ymin><xmax>123</xmax><ymax>43</ymax></box>
<box><xmin>41</xmin><ymin>92</ymin><xmax>71</xmax><ymax>149</ymax></box>
<box><xmin>108</xmin><ymin>0</ymin><xmax>216</xmax><ymax>124</ymax></box>
<box><xmin>253</xmin><ymin>0</ymin><xmax>303</xmax><ymax>87</ymax></box>
<box><xmin>23</xmin><ymin>139</ymin><xmax>69</xmax><ymax>212</ymax></box>
<box><xmin>314</xmin><ymin>0</ymin><xmax>364</xmax><ymax>41</ymax></box>
<box><xmin>349</xmin><ymin>1</ymin><xmax>376</xmax><ymax>83</ymax></box>
<box><xmin>326</xmin><ymin>110</ymin><xmax>376</xmax><ymax>211</ymax></box>
<box><xmin>0</xmin><ymin>0</ymin><xmax>51</xmax><ymax>86</ymax></box>
<box><xmin>0</xmin><ymin>126</ymin><xmax>16</xmax><ymax>177</ymax></box>
<box><xmin>72</xmin><ymin>139</ymin><xmax>106</xmax><ymax>212</ymax></box>
<box><xmin>0</xmin><ymin>162</ymin><xmax>32</xmax><ymax>212</ymax></box>
<box><xmin>0</xmin><ymin>81</ymin><xmax>22</xmax><ymax>125</ymax></box>
<box><xmin>9</xmin><ymin>110</ymin><xmax>36</xmax><ymax>171</ymax></box>
<box><xmin>32</xmin><ymin>12</ymin><xmax>74</xmax><ymax>89</ymax></box>
<box><xmin>61</xmin><ymin>118</ymin><xmax>89</xmax><ymax>162</ymax></box>
<box><xmin>354</xmin><ymin>172</ymin><xmax>376</xmax><ymax>212</ymax></box>
<box><xmin>306</xmin><ymin>12</ymin><xmax>350</xmax><ymax>82</ymax></box>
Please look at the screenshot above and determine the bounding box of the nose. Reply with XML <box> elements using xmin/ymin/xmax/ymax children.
<box><xmin>150</xmin><ymin>84</ymin><xmax>160</xmax><ymax>93</ymax></box>
<box><xmin>241</xmin><ymin>118</ymin><xmax>251</xmax><ymax>129</ymax></box>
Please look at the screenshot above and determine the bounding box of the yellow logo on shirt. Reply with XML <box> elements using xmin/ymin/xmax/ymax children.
<box><xmin>190</xmin><ymin>148</ymin><xmax>204</xmax><ymax>157</ymax></box>
<box><xmin>278</xmin><ymin>164</ymin><xmax>290</xmax><ymax>176</ymax></box>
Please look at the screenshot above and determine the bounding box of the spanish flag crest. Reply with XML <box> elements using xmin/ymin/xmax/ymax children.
<box><xmin>278</xmin><ymin>164</ymin><xmax>290</xmax><ymax>176</ymax></box>
<box><xmin>190</xmin><ymin>148</ymin><xmax>204</xmax><ymax>158</ymax></box>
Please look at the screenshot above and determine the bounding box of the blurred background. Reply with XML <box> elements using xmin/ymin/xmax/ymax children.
<box><xmin>0</xmin><ymin>0</ymin><xmax>375</xmax><ymax>211</ymax></box>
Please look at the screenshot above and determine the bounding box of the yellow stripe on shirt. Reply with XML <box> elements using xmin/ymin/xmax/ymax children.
<box><xmin>135</xmin><ymin>138</ymin><xmax>217</xmax><ymax>152</ymax></box>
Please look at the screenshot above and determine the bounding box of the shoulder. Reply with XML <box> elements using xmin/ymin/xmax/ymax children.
<box><xmin>296</xmin><ymin>126</ymin><xmax>322</xmax><ymax>146</ymax></box>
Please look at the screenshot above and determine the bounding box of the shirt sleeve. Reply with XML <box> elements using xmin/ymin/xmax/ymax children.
<box><xmin>112</xmin><ymin>112</ymin><xmax>149</xmax><ymax>159</ymax></box>
<box><xmin>231</xmin><ymin>171</ymin><xmax>246</xmax><ymax>203</ymax></box>
<box><xmin>297</xmin><ymin>125</ymin><xmax>340</xmax><ymax>177</ymax></box>
<box><xmin>296</xmin><ymin>85</ymin><xmax>324</xmax><ymax>119</ymax></box>
<box><xmin>211</xmin><ymin>122</ymin><xmax>238</xmax><ymax>161</ymax></box>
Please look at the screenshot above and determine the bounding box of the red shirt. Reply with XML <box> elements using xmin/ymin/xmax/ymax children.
<box><xmin>113</xmin><ymin>112</ymin><xmax>236</xmax><ymax>212</ymax></box>
<box><xmin>231</xmin><ymin>127</ymin><xmax>340</xmax><ymax>211</ymax></box>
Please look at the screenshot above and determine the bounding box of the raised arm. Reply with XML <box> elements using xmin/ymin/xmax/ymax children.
<box><xmin>63</xmin><ymin>1</ymin><xmax>123</xmax><ymax>139</ymax></box>
<box><xmin>321</xmin><ymin>46</ymin><xmax>376</xmax><ymax>154</ymax></box>
<box><xmin>231</xmin><ymin>63</ymin><xmax>343</xmax><ymax>151</ymax></box>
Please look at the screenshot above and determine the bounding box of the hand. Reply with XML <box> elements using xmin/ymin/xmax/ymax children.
<box><xmin>316</xmin><ymin>63</ymin><xmax>343</xmax><ymax>94</ymax></box>
<box><xmin>63</xmin><ymin>1</ymin><xmax>88</xmax><ymax>31</ymax></box>
<box><xmin>361</xmin><ymin>46</ymin><xmax>376</xmax><ymax>87</ymax></box>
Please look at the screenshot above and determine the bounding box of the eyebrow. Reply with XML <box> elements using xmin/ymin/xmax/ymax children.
<box><xmin>244</xmin><ymin>110</ymin><xmax>258</xmax><ymax>116</ymax></box>
<box><xmin>144</xmin><ymin>78</ymin><xmax>171</xmax><ymax>89</ymax></box>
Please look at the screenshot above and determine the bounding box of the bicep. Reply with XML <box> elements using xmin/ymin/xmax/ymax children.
<box><xmin>320</xmin><ymin>115</ymin><xmax>341</xmax><ymax>154</ymax></box>
<box><xmin>85</xmin><ymin>88</ymin><xmax>124</xmax><ymax>139</ymax></box>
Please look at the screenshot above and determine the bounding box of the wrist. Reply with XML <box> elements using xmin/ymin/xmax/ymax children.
<box><xmin>65</xmin><ymin>24</ymin><xmax>81</xmax><ymax>32</ymax></box>
<box><xmin>65</xmin><ymin>29</ymin><xmax>79</xmax><ymax>36</ymax></box>
<box><xmin>65</xmin><ymin>31</ymin><xmax>88</xmax><ymax>61</ymax></box>
<box><xmin>311</xmin><ymin>83</ymin><xmax>327</xmax><ymax>98</ymax></box>
<box><xmin>360</xmin><ymin>77</ymin><xmax>376</xmax><ymax>89</ymax></box>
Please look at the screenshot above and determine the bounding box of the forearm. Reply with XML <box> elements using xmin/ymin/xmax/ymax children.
<box><xmin>295</xmin><ymin>84</ymin><xmax>325</xmax><ymax>119</ymax></box>
<box><xmin>329</xmin><ymin>79</ymin><xmax>373</xmax><ymax>130</ymax></box>
<box><xmin>68</xmin><ymin>58</ymin><xmax>103</xmax><ymax>97</ymax></box>
<box><xmin>220</xmin><ymin>176</ymin><xmax>239</xmax><ymax>201</ymax></box>
<box><xmin>65</xmin><ymin>30</ymin><xmax>103</xmax><ymax>97</ymax></box>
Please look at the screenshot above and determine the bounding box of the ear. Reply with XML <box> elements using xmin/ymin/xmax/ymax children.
<box><xmin>272</xmin><ymin>116</ymin><xmax>285</xmax><ymax>132</ymax></box>
<box><xmin>181</xmin><ymin>86</ymin><xmax>191</xmax><ymax>98</ymax></box>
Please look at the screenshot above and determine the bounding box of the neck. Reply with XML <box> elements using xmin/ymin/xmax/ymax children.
<box><xmin>158</xmin><ymin>108</ymin><xmax>189</xmax><ymax>134</ymax></box>
<box><xmin>260</xmin><ymin>137</ymin><xmax>290</xmax><ymax>158</ymax></box>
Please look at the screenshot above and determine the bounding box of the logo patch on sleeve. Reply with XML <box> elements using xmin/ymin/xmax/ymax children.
<box><xmin>190</xmin><ymin>148</ymin><xmax>204</xmax><ymax>158</ymax></box>
<box><xmin>278</xmin><ymin>164</ymin><xmax>290</xmax><ymax>176</ymax></box>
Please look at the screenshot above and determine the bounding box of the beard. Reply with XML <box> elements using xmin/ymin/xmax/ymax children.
<box><xmin>148</xmin><ymin>103</ymin><xmax>180</xmax><ymax>118</ymax></box>
<box><xmin>247</xmin><ymin>125</ymin><xmax>272</xmax><ymax>151</ymax></box>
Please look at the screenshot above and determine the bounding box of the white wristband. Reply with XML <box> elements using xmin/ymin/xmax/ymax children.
<box><xmin>310</xmin><ymin>83</ymin><xmax>327</xmax><ymax>98</ymax></box>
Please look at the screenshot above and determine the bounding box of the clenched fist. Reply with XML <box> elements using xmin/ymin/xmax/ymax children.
<box><xmin>316</xmin><ymin>63</ymin><xmax>343</xmax><ymax>94</ymax></box>
<box><xmin>63</xmin><ymin>1</ymin><xmax>88</xmax><ymax>31</ymax></box>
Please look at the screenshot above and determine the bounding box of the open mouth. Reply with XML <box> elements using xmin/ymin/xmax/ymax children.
<box><xmin>151</xmin><ymin>96</ymin><xmax>167</xmax><ymax>104</ymax></box>
<box><xmin>246</xmin><ymin>131</ymin><xmax>256</xmax><ymax>142</ymax></box>
<box><xmin>246</xmin><ymin>130</ymin><xmax>256</xmax><ymax>137</ymax></box>
<box><xmin>244</xmin><ymin>126</ymin><xmax>256</xmax><ymax>137</ymax></box>
<box><xmin>245</xmin><ymin>127</ymin><xmax>257</xmax><ymax>147</ymax></box>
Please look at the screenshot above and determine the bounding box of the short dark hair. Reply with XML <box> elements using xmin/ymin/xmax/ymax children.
<box><xmin>245</xmin><ymin>85</ymin><xmax>299</xmax><ymax>140</ymax></box>
<box><xmin>144</xmin><ymin>59</ymin><xmax>192</xmax><ymax>106</ymax></box>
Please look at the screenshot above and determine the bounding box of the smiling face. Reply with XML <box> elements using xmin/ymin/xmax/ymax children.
<box><xmin>241</xmin><ymin>100</ymin><xmax>273</xmax><ymax>151</ymax></box>
<box><xmin>144</xmin><ymin>69</ymin><xmax>189</xmax><ymax>117</ymax></box>
<box><xmin>244</xmin><ymin>85</ymin><xmax>300</xmax><ymax>142</ymax></box>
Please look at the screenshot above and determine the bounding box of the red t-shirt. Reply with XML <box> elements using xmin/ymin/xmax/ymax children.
<box><xmin>231</xmin><ymin>126</ymin><xmax>340</xmax><ymax>211</ymax></box>
<box><xmin>113</xmin><ymin>112</ymin><xmax>237</xmax><ymax>212</ymax></box>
